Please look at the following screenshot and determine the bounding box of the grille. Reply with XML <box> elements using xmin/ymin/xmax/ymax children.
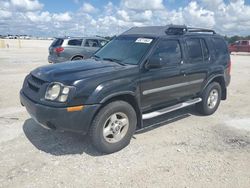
<box><xmin>27</xmin><ymin>74</ymin><xmax>46</xmax><ymax>92</ymax></box>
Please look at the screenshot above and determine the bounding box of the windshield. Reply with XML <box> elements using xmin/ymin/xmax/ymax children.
<box><xmin>94</xmin><ymin>36</ymin><xmax>154</xmax><ymax>65</ymax></box>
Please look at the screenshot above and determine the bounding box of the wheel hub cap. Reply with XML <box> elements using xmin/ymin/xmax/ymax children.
<box><xmin>103</xmin><ymin>112</ymin><xmax>129</xmax><ymax>143</ymax></box>
<box><xmin>207</xmin><ymin>89</ymin><xmax>219</xmax><ymax>109</ymax></box>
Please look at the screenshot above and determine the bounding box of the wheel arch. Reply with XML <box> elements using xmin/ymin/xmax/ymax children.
<box><xmin>91</xmin><ymin>93</ymin><xmax>142</xmax><ymax>131</ymax></box>
<box><xmin>71</xmin><ymin>54</ymin><xmax>84</xmax><ymax>60</ymax></box>
<box><xmin>203</xmin><ymin>75</ymin><xmax>227</xmax><ymax>100</ymax></box>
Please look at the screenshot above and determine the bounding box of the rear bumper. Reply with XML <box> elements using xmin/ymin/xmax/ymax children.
<box><xmin>48</xmin><ymin>55</ymin><xmax>68</xmax><ymax>64</ymax></box>
<box><xmin>20</xmin><ymin>91</ymin><xmax>100</xmax><ymax>134</ymax></box>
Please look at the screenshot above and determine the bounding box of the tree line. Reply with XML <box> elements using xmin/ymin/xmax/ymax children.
<box><xmin>224</xmin><ymin>35</ymin><xmax>250</xmax><ymax>44</ymax></box>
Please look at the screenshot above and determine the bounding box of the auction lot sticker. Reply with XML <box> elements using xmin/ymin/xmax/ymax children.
<box><xmin>135</xmin><ymin>38</ymin><xmax>153</xmax><ymax>44</ymax></box>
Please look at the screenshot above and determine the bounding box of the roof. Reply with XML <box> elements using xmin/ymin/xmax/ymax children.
<box><xmin>56</xmin><ymin>36</ymin><xmax>107</xmax><ymax>40</ymax></box>
<box><xmin>121</xmin><ymin>25</ymin><xmax>218</xmax><ymax>37</ymax></box>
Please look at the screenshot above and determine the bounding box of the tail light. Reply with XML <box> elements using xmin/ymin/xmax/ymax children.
<box><xmin>54</xmin><ymin>47</ymin><xmax>64</xmax><ymax>53</ymax></box>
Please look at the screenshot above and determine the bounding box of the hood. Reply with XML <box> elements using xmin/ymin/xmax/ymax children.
<box><xmin>31</xmin><ymin>59</ymin><xmax>134</xmax><ymax>84</ymax></box>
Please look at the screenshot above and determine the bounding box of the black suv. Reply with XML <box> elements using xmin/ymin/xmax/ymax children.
<box><xmin>20</xmin><ymin>25</ymin><xmax>231</xmax><ymax>153</ymax></box>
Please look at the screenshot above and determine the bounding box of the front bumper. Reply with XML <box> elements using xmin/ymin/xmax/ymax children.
<box><xmin>20</xmin><ymin>91</ymin><xmax>100</xmax><ymax>134</ymax></box>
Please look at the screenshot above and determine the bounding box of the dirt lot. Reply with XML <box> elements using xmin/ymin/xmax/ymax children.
<box><xmin>0</xmin><ymin>39</ymin><xmax>250</xmax><ymax>188</ymax></box>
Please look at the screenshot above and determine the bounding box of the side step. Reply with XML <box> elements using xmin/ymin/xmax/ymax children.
<box><xmin>142</xmin><ymin>98</ymin><xmax>202</xmax><ymax>120</ymax></box>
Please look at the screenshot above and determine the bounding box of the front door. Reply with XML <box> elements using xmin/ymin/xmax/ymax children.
<box><xmin>140</xmin><ymin>39</ymin><xmax>185</xmax><ymax>112</ymax></box>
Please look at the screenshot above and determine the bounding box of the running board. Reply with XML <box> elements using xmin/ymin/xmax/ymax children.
<box><xmin>142</xmin><ymin>98</ymin><xmax>202</xmax><ymax>120</ymax></box>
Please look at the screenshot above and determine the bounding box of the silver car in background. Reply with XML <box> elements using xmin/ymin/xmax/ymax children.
<box><xmin>48</xmin><ymin>37</ymin><xmax>108</xmax><ymax>63</ymax></box>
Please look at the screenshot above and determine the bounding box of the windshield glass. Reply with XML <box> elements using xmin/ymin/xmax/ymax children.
<box><xmin>94</xmin><ymin>36</ymin><xmax>154</xmax><ymax>65</ymax></box>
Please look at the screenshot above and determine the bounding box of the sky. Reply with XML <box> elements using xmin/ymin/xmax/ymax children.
<box><xmin>1</xmin><ymin>0</ymin><xmax>250</xmax><ymax>37</ymax></box>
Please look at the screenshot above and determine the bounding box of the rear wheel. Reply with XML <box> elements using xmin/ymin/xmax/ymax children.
<box><xmin>89</xmin><ymin>101</ymin><xmax>137</xmax><ymax>154</ymax></box>
<box><xmin>71</xmin><ymin>56</ymin><xmax>83</xmax><ymax>61</ymax></box>
<box><xmin>196</xmin><ymin>82</ymin><xmax>221</xmax><ymax>115</ymax></box>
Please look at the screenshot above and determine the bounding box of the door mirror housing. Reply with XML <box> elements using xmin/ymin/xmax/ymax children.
<box><xmin>146</xmin><ymin>56</ymin><xmax>163</xmax><ymax>69</ymax></box>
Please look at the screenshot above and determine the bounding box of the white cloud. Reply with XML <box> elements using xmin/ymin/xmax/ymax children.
<box><xmin>183</xmin><ymin>1</ymin><xmax>215</xmax><ymax>27</ymax></box>
<box><xmin>1</xmin><ymin>0</ymin><xmax>250</xmax><ymax>37</ymax></box>
<box><xmin>122</xmin><ymin>0</ymin><xmax>164</xmax><ymax>10</ymax></box>
<box><xmin>26</xmin><ymin>11</ymin><xmax>51</xmax><ymax>22</ymax></box>
<box><xmin>0</xmin><ymin>9</ymin><xmax>12</xmax><ymax>19</ymax></box>
<box><xmin>10</xmin><ymin>0</ymin><xmax>43</xmax><ymax>11</ymax></box>
<box><xmin>201</xmin><ymin>0</ymin><xmax>224</xmax><ymax>10</ymax></box>
<box><xmin>52</xmin><ymin>12</ymin><xmax>72</xmax><ymax>22</ymax></box>
<box><xmin>81</xmin><ymin>3</ymin><xmax>97</xmax><ymax>13</ymax></box>
<box><xmin>117</xmin><ymin>10</ymin><xmax>130</xmax><ymax>21</ymax></box>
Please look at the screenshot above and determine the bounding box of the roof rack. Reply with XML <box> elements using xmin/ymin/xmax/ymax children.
<box><xmin>165</xmin><ymin>25</ymin><xmax>187</xmax><ymax>35</ymax></box>
<box><xmin>187</xmin><ymin>27</ymin><xmax>216</xmax><ymax>34</ymax></box>
<box><xmin>165</xmin><ymin>25</ymin><xmax>216</xmax><ymax>35</ymax></box>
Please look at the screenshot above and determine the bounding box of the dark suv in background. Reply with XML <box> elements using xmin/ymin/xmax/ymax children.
<box><xmin>48</xmin><ymin>37</ymin><xmax>108</xmax><ymax>63</ymax></box>
<box><xmin>21</xmin><ymin>25</ymin><xmax>231</xmax><ymax>153</ymax></box>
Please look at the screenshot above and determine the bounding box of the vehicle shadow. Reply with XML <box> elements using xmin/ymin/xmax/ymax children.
<box><xmin>23</xmin><ymin>106</ymin><xmax>198</xmax><ymax>156</ymax></box>
<box><xmin>23</xmin><ymin>119</ymin><xmax>101</xmax><ymax>156</ymax></box>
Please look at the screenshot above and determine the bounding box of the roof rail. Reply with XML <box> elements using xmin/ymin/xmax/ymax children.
<box><xmin>187</xmin><ymin>27</ymin><xmax>216</xmax><ymax>34</ymax></box>
<box><xmin>165</xmin><ymin>25</ymin><xmax>187</xmax><ymax>35</ymax></box>
<box><xmin>165</xmin><ymin>25</ymin><xmax>216</xmax><ymax>35</ymax></box>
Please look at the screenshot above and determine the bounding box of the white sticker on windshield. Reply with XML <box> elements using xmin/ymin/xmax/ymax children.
<box><xmin>135</xmin><ymin>38</ymin><xmax>153</xmax><ymax>44</ymax></box>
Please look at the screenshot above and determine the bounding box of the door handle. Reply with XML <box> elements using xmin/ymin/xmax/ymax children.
<box><xmin>181</xmin><ymin>70</ymin><xmax>186</xmax><ymax>76</ymax></box>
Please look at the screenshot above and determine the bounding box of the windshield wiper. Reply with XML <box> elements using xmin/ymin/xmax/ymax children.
<box><xmin>102</xmin><ymin>58</ymin><xmax>126</xmax><ymax>66</ymax></box>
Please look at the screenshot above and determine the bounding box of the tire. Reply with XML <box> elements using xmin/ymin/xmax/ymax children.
<box><xmin>71</xmin><ymin>56</ymin><xmax>83</xmax><ymax>61</ymax></box>
<box><xmin>89</xmin><ymin>101</ymin><xmax>137</xmax><ymax>154</ymax></box>
<box><xmin>196</xmin><ymin>82</ymin><xmax>222</xmax><ymax>115</ymax></box>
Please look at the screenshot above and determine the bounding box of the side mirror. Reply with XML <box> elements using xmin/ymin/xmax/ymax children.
<box><xmin>146</xmin><ymin>56</ymin><xmax>163</xmax><ymax>69</ymax></box>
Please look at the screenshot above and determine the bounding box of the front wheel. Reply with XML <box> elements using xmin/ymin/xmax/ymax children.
<box><xmin>89</xmin><ymin>101</ymin><xmax>137</xmax><ymax>154</ymax></box>
<box><xmin>196</xmin><ymin>82</ymin><xmax>222</xmax><ymax>115</ymax></box>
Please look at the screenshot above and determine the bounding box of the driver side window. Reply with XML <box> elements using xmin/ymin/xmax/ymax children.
<box><xmin>151</xmin><ymin>39</ymin><xmax>182</xmax><ymax>66</ymax></box>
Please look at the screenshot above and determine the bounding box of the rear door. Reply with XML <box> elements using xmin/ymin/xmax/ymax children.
<box><xmin>140</xmin><ymin>38</ymin><xmax>185</xmax><ymax>111</ymax></box>
<box><xmin>64</xmin><ymin>38</ymin><xmax>83</xmax><ymax>59</ymax></box>
<box><xmin>180</xmin><ymin>37</ymin><xmax>210</xmax><ymax>98</ymax></box>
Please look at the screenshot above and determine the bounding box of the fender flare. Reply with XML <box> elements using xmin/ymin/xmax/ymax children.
<box><xmin>201</xmin><ymin>74</ymin><xmax>226</xmax><ymax>98</ymax></box>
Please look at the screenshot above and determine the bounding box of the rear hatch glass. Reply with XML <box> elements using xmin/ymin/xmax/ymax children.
<box><xmin>49</xmin><ymin>38</ymin><xmax>64</xmax><ymax>54</ymax></box>
<box><xmin>51</xmin><ymin>38</ymin><xmax>64</xmax><ymax>47</ymax></box>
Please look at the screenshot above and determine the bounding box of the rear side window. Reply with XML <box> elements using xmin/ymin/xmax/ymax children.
<box><xmin>201</xmin><ymin>39</ymin><xmax>209</xmax><ymax>60</ymax></box>
<box><xmin>51</xmin><ymin>39</ymin><xmax>63</xmax><ymax>47</ymax></box>
<box><xmin>151</xmin><ymin>39</ymin><xmax>182</xmax><ymax>66</ymax></box>
<box><xmin>85</xmin><ymin>39</ymin><xmax>99</xmax><ymax>47</ymax></box>
<box><xmin>186</xmin><ymin>38</ymin><xmax>203</xmax><ymax>63</ymax></box>
<box><xmin>68</xmin><ymin>39</ymin><xmax>83</xmax><ymax>46</ymax></box>
<box><xmin>241</xmin><ymin>41</ymin><xmax>248</xmax><ymax>45</ymax></box>
<box><xmin>212</xmin><ymin>38</ymin><xmax>228</xmax><ymax>57</ymax></box>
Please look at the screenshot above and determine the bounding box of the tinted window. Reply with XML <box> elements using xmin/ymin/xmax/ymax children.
<box><xmin>241</xmin><ymin>41</ymin><xmax>248</xmax><ymax>45</ymax></box>
<box><xmin>186</xmin><ymin>38</ymin><xmax>203</xmax><ymax>63</ymax></box>
<box><xmin>201</xmin><ymin>39</ymin><xmax>209</xmax><ymax>60</ymax></box>
<box><xmin>85</xmin><ymin>39</ymin><xmax>99</xmax><ymax>47</ymax></box>
<box><xmin>151</xmin><ymin>40</ymin><xmax>182</xmax><ymax>66</ymax></box>
<box><xmin>68</xmin><ymin>39</ymin><xmax>83</xmax><ymax>46</ymax></box>
<box><xmin>212</xmin><ymin>38</ymin><xmax>228</xmax><ymax>57</ymax></box>
<box><xmin>51</xmin><ymin>38</ymin><xmax>63</xmax><ymax>47</ymax></box>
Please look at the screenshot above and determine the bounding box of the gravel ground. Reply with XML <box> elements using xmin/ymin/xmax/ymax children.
<box><xmin>0</xmin><ymin>40</ymin><xmax>250</xmax><ymax>188</ymax></box>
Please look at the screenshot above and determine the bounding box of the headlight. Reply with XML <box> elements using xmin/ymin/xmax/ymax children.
<box><xmin>45</xmin><ymin>82</ymin><xmax>71</xmax><ymax>102</ymax></box>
